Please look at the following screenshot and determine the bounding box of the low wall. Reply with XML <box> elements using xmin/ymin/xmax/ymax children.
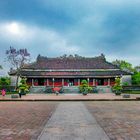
<box><xmin>122</xmin><ymin>86</ymin><xmax>140</xmax><ymax>93</ymax></box>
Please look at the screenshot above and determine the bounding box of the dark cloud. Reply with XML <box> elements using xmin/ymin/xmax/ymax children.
<box><xmin>0</xmin><ymin>0</ymin><xmax>140</xmax><ymax>75</ymax></box>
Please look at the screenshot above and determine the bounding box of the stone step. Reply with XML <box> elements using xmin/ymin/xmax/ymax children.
<box><xmin>96</xmin><ymin>86</ymin><xmax>112</xmax><ymax>93</ymax></box>
<box><xmin>63</xmin><ymin>86</ymin><xmax>79</xmax><ymax>93</ymax></box>
<box><xmin>29</xmin><ymin>87</ymin><xmax>45</xmax><ymax>93</ymax></box>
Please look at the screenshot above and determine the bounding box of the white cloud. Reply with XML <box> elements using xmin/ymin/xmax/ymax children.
<box><xmin>0</xmin><ymin>21</ymin><xmax>82</xmax><ymax>74</ymax></box>
<box><xmin>0</xmin><ymin>21</ymin><xmax>35</xmax><ymax>42</ymax></box>
<box><xmin>0</xmin><ymin>21</ymin><xmax>80</xmax><ymax>56</ymax></box>
<box><xmin>5</xmin><ymin>22</ymin><xmax>23</xmax><ymax>35</ymax></box>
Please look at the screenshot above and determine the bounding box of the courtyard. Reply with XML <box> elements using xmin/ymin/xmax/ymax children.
<box><xmin>86</xmin><ymin>101</ymin><xmax>140</xmax><ymax>140</ymax></box>
<box><xmin>0</xmin><ymin>101</ymin><xmax>139</xmax><ymax>140</ymax></box>
<box><xmin>0</xmin><ymin>102</ymin><xmax>57</xmax><ymax>140</ymax></box>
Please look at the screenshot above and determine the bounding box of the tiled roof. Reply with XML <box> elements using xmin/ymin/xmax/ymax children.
<box><xmin>20</xmin><ymin>70</ymin><xmax>130</xmax><ymax>77</ymax></box>
<box><xmin>23</xmin><ymin>54</ymin><xmax>119</xmax><ymax>70</ymax></box>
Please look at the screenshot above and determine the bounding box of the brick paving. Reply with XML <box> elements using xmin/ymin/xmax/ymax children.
<box><xmin>0</xmin><ymin>99</ymin><xmax>140</xmax><ymax>140</ymax></box>
<box><xmin>0</xmin><ymin>102</ymin><xmax>57</xmax><ymax>140</ymax></box>
<box><xmin>86</xmin><ymin>101</ymin><xmax>140</xmax><ymax>140</ymax></box>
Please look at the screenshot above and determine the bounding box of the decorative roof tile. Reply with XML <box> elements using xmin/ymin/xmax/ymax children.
<box><xmin>20</xmin><ymin>70</ymin><xmax>130</xmax><ymax>77</ymax></box>
<box><xmin>23</xmin><ymin>54</ymin><xmax>119</xmax><ymax>70</ymax></box>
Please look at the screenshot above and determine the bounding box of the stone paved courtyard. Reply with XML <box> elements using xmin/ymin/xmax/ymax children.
<box><xmin>0</xmin><ymin>101</ymin><xmax>139</xmax><ymax>140</ymax></box>
<box><xmin>86</xmin><ymin>101</ymin><xmax>140</xmax><ymax>140</ymax></box>
<box><xmin>0</xmin><ymin>102</ymin><xmax>57</xmax><ymax>140</ymax></box>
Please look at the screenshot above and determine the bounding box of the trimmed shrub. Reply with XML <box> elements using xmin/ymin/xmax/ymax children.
<box><xmin>112</xmin><ymin>78</ymin><xmax>122</xmax><ymax>95</ymax></box>
<box><xmin>79</xmin><ymin>80</ymin><xmax>93</xmax><ymax>94</ymax></box>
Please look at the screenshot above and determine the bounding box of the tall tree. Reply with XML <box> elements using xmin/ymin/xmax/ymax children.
<box><xmin>6</xmin><ymin>46</ymin><xmax>30</xmax><ymax>88</ymax></box>
<box><xmin>112</xmin><ymin>59</ymin><xmax>134</xmax><ymax>72</ymax></box>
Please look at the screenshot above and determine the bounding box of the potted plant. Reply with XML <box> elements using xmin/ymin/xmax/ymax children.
<box><xmin>79</xmin><ymin>80</ymin><xmax>90</xmax><ymax>95</ymax></box>
<box><xmin>18</xmin><ymin>78</ymin><xmax>29</xmax><ymax>95</ymax></box>
<box><xmin>112</xmin><ymin>77</ymin><xmax>122</xmax><ymax>95</ymax></box>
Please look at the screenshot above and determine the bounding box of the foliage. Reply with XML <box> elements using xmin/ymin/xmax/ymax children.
<box><xmin>122</xmin><ymin>82</ymin><xmax>129</xmax><ymax>86</ymax></box>
<box><xmin>132</xmin><ymin>72</ymin><xmax>140</xmax><ymax>85</ymax></box>
<box><xmin>4</xmin><ymin>91</ymin><xmax>19</xmax><ymax>95</ymax></box>
<box><xmin>6</xmin><ymin>46</ymin><xmax>30</xmax><ymax>88</ymax></box>
<box><xmin>0</xmin><ymin>77</ymin><xmax>11</xmax><ymax>86</ymax></box>
<box><xmin>134</xmin><ymin>65</ymin><xmax>140</xmax><ymax>72</ymax></box>
<box><xmin>0</xmin><ymin>65</ymin><xmax>2</xmax><ymax>69</ymax></box>
<box><xmin>87</xmin><ymin>86</ymin><xmax>93</xmax><ymax>93</ymax></box>
<box><xmin>112</xmin><ymin>59</ymin><xmax>134</xmax><ymax>72</ymax></box>
<box><xmin>122</xmin><ymin>90</ymin><xmax>140</xmax><ymax>94</ymax></box>
<box><xmin>79</xmin><ymin>80</ymin><xmax>93</xmax><ymax>94</ymax></box>
<box><xmin>0</xmin><ymin>77</ymin><xmax>11</xmax><ymax>92</ymax></box>
<box><xmin>112</xmin><ymin>78</ymin><xmax>122</xmax><ymax>95</ymax></box>
<box><xmin>18</xmin><ymin>78</ymin><xmax>29</xmax><ymax>94</ymax></box>
<box><xmin>6</xmin><ymin>46</ymin><xmax>30</xmax><ymax>69</ymax></box>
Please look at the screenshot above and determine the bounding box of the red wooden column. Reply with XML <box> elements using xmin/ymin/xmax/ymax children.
<box><xmin>93</xmin><ymin>79</ymin><xmax>95</xmax><ymax>86</ymax></box>
<box><xmin>108</xmin><ymin>78</ymin><xmax>110</xmax><ymax>86</ymax></box>
<box><xmin>78</xmin><ymin>79</ymin><xmax>80</xmax><ymax>86</ymax></box>
<box><xmin>32</xmin><ymin>79</ymin><xmax>34</xmax><ymax>86</ymax></box>
<box><xmin>52</xmin><ymin>78</ymin><xmax>55</xmax><ymax>88</ymax></box>
<box><xmin>47</xmin><ymin>79</ymin><xmax>49</xmax><ymax>86</ymax></box>
<box><xmin>62</xmin><ymin>79</ymin><xmax>64</xmax><ymax>86</ymax></box>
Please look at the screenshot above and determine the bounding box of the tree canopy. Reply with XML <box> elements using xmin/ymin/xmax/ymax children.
<box><xmin>132</xmin><ymin>72</ymin><xmax>140</xmax><ymax>85</ymax></box>
<box><xmin>5</xmin><ymin>46</ymin><xmax>30</xmax><ymax>88</ymax></box>
<box><xmin>112</xmin><ymin>59</ymin><xmax>134</xmax><ymax>72</ymax></box>
<box><xmin>0</xmin><ymin>77</ymin><xmax>11</xmax><ymax>86</ymax></box>
<box><xmin>6</xmin><ymin>46</ymin><xmax>30</xmax><ymax>70</ymax></box>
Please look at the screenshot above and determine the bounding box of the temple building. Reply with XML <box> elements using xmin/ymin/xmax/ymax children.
<box><xmin>10</xmin><ymin>54</ymin><xmax>131</xmax><ymax>87</ymax></box>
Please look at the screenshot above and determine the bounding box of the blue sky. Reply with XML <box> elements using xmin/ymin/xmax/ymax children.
<box><xmin>0</xmin><ymin>0</ymin><xmax>140</xmax><ymax>75</ymax></box>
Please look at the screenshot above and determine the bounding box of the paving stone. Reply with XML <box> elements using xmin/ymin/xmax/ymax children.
<box><xmin>0</xmin><ymin>102</ymin><xmax>57</xmax><ymax>140</ymax></box>
<box><xmin>86</xmin><ymin>101</ymin><xmax>140</xmax><ymax>140</ymax></box>
<box><xmin>38</xmin><ymin>102</ymin><xmax>110</xmax><ymax>140</ymax></box>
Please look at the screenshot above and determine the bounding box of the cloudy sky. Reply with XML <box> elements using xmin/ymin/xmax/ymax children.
<box><xmin>0</xmin><ymin>0</ymin><xmax>140</xmax><ymax>75</ymax></box>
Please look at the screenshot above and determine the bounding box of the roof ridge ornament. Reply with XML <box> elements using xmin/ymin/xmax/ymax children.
<box><xmin>100</xmin><ymin>53</ymin><xmax>106</xmax><ymax>61</ymax></box>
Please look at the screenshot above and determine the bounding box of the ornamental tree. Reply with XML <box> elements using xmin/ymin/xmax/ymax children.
<box><xmin>79</xmin><ymin>80</ymin><xmax>93</xmax><ymax>94</ymax></box>
<box><xmin>112</xmin><ymin>77</ymin><xmax>122</xmax><ymax>94</ymax></box>
<box><xmin>6</xmin><ymin>46</ymin><xmax>30</xmax><ymax>88</ymax></box>
<box><xmin>18</xmin><ymin>78</ymin><xmax>29</xmax><ymax>94</ymax></box>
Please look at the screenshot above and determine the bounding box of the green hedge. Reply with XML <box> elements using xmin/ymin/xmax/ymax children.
<box><xmin>122</xmin><ymin>90</ymin><xmax>140</xmax><ymax>94</ymax></box>
<box><xmin>0</xmin><ymin>85</ymin><xmax>15</xmax><ymax>92</ymax></box>
<box><xmin>5</xmin><ymin>91</ymin><xmax>19</xmax><ymax>95</ymax></box>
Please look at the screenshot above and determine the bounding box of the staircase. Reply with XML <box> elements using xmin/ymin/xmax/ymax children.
<box><xmin>63</xmin><ymin>86</ymin><xmax>80</xmax><ymax>94</ymax></box>
<box><xmin>96</xmin><ymin>86</ymin><xmax>112</xmax><ymax>93</ymax></box>
<box><xmin>29</xmin><ymin>86</ymin><xmax>46</xmax><ymax>93</ymax></box>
